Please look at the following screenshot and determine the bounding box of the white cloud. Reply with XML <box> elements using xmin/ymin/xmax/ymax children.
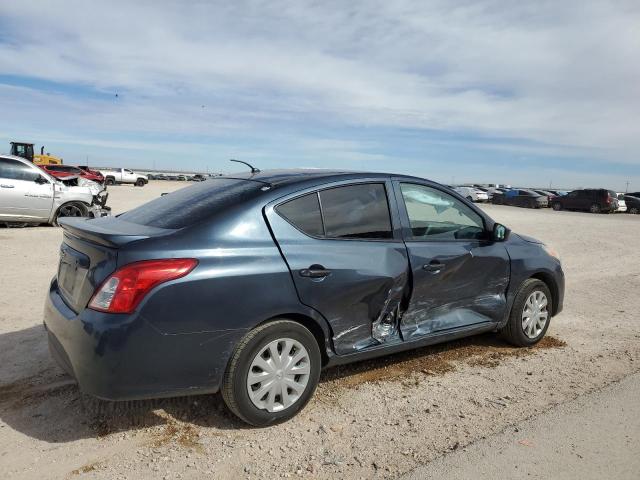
<box><xmin>0</xmin><ymin>0</ymin><xmax>639</xmax><ymax>183</ymax></box>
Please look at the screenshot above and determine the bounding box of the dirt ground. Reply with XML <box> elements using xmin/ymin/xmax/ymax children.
<box><xmin>1</xmin><ymin>181</ymin><xmax>639</xmax><ymax>479</ymax></box>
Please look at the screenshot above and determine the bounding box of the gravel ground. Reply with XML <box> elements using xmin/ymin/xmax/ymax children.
<box><xmin>1</xmin><ymin>181</ymin><xmax>639</xmax><ymax>479</ymax></box>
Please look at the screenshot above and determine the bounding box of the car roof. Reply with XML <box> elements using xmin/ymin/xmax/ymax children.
<box><xmin>218</xmin><ymin>168</ymin><xmax>427</xmax><ymax>189</ymax></box>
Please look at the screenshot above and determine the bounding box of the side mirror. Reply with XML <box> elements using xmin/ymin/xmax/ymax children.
<box><xmin>34</xmin><ymin>175</ymin><xmax>48</xmax><ymax>184</ymax></box>
<box><xmin>493</xmin><ymin>223</ymin><xmax>510</xmax><ymax>242</ymax></box>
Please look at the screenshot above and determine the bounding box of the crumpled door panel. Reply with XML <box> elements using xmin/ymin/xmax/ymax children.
<box><xmin>265</xmin><ymin>205</ymin><xmax>411</xmax><ymax>355</ymax></box>
<box><xmin>400</xmin><ymin>241</ymin><xmax>510</xmax><ymax>339</ymax></box>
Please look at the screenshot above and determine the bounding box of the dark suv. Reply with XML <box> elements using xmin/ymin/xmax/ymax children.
<box><xmin>44</xmin><ymin>170</ymin><xmax>564</xmax><ymax>426</ymax></box>
<box><xmin>551</xmin><ymin>189</ymin><xmax>618</xmax><ymax>213</ymax></box>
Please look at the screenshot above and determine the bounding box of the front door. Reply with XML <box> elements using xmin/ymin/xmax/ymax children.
<box><xmin>265</xmin><ymin>180</ymin><xmax>410</xmax><ymax>355</ymax></box>
<box><xmin>392</xmin><ymin>181</ymin><xmax>510</xmax><ymax>340</ymax></box>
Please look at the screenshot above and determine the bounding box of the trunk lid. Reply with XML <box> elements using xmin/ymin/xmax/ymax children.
<box><xmin>56</xmin><ymin>217</ymin><xmax>173</xmax><ymax>312</ymax></box>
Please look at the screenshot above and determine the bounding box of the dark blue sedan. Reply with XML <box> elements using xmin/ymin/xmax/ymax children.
<box><xmin>44</xmin><ymin>170</ymin><xmax>564</xmax><ymax>425</ymax></box>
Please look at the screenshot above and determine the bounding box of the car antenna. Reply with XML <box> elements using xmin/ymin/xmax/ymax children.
<box><xmin>230</xmin><ymin>159</ymin><xmax>260</xmax><ymax>173</ymax></box>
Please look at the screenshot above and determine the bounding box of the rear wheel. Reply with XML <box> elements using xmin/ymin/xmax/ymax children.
<box><xmin>499</xmin><ymin>279</ymin><xmax>552</xmax><ymax>347</ymax></box>
<box><xmin>552</xmin><ymin>202</ymin><xmax>562</xmax><ymax>211</ymax></box>
<box><xmin>105</xmin><ymin>177</ymin><xmax>115</xmax><ymax>186</ymax></box>
<box><xmin>590</xmin><ymin>203</ymin><xmax>601</xmax><ymax>213</ymax></box>
<box><xmin>54</xmin><ymin>202</ymin><xmax>88</xmax><ymax>226</ymax></box>
<box><xmin>630</xmin><ymin>206</ymin><xmax>639</xmax><ymax>215</ymax></box>
<box><xmin>222</xmin><ymin>320</ymin><xmax>321</xmax><ymax>426</ymax></box>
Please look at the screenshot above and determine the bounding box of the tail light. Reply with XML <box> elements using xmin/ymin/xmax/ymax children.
<box><xmin>88</xmin><ymin>258</ymin><xmax>198</xmax><ymax>313</ymax></box>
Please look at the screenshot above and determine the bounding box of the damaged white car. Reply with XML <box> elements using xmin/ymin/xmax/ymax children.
<box><xmin>0</xmin><ymin>154</ymin><xmax>110</xmax><ymax>226</ymax></box>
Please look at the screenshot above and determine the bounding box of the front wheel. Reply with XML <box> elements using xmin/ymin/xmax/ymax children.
<box><xmin>552</xmin><ymin>202</ymin><xmax>562</xmax><ymax>211</ymax></box>
<box><xmin>499</xmin><ymin>279</ymin><xmax>552</xmax><ymax>347</ymax></box>
<box><xmin>54</xmin><ymin>202</ymin><xmax>88</xmax><ymax>226</ymax></box>
<box><xmin>589</xmin><ymin>203</ymin><xmax>601</xmax><ymax>213</ymax></box>
<box><xmin>222</xmin><ymin>320</ymin><xmax>321</xmax><ymax>426</ymax></box>
<box><xmin>629</xmin><ymin>206</ymin><xmax>639</xmax><ymax>215</ymax></box>
<box><xmin>135</xmin><ymin>178</ymin><xmax>145</xmax><ymax>187</ymax></box>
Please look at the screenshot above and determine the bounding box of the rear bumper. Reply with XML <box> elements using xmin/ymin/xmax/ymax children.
<box><xmin>43</xmin><ymin>279</ymin><xmax>237</xmax><ymax>401</ymax></box>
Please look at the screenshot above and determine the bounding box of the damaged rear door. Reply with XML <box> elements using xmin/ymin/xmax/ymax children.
<box><xmin>393</xmin><ymin>181</ymin><xmax>510</xmax><ymax>340</ymax></box>
<box><xmin>265</xmin><ymin>180</ymin><xmax>410</xmax><ymax>355</ymax></box>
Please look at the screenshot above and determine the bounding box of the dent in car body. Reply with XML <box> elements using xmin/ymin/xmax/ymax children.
<box><xmin>264</xmin><ymin>179</ymin><xmax>412</xmax><ymax>355</ymax></box>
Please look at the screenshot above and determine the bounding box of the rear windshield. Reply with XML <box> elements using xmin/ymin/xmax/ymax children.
<box><xmin>118</xmin><ymin>178</ymin><xmax>264</xmax><ymax>229</ymax></box>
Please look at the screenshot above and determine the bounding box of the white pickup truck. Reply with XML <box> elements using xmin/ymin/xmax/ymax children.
<box><xmin>98</xmin><ymin>168</ymin><xmax>148</xmax><ymax>187</ymax></box>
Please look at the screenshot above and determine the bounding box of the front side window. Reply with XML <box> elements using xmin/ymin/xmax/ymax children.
<box><xmin>0</xmin><ymin>158</ymin><xmax>41</xmax><ymax>181</ymax></box>
<box><xmin>319</xmin><ymin>184</ymin><xmax>392</xmax><ymax>239</ymax></box>
<box><xmin>400</xmin><ymin>183</ymin><xmax>485</xmax><ymax>241</ymax></box>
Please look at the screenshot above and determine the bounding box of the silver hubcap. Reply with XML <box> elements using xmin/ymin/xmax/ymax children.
<box><xmin>522</xmin><ymin>290</ymin><xmax>548</xmax><ymax>339</ymax></box>
<box><xmin>247</xmin><ymin>338</ymin><xmax>310</xmax><ymax>412</ymax></box>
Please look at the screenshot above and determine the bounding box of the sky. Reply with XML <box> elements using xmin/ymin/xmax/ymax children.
<box><xmin>1</xmin><ymin>0</ymin><xmax>639</xmax><ymax>190</ymax></box>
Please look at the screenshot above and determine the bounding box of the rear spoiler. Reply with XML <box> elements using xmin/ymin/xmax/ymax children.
<box><xmin>58</xmin><ymin>217</ymin><xmax>172</xmax><ymax>248</ymax></box>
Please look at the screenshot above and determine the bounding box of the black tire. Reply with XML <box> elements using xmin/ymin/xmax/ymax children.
<box><xmin>589</xmin><ymin>203</ymin><xmax>601</xmax><ymax>214</ymax></box>
<box><xmin>466</xmin><ymin>196</ymin><xmax>473</xmax><ymax>202</ymax></box>
<box><xmin>53</xmin><ymin>202</ymin><xmax>88</xmax><ymax>226</ymax></box>
<box><xmin>221</xmin><ymin>320</ymin><xmax>321</xmax><ymax>426</ymax></box>
<box><xmin>630</xmin><ymin>207</ymin><xmax>639</xmax><ymax>215</ymax></box>
<box><xmin>135</xmin><ymin>178</ymin><xmax>145</xmax><ymax>187</ymax></box>
<box><xmin>552</xmin><ymin>202</ymin><xmax>562</xmax><ymax>211</ymax></box>
<box><xmin>105</xmin><ymin>177</ymin><xmax>115</xmax><ymax>186</ymax></box>
<box><xmin>499</xmin><ymin>279</ymin><xmax>552</xmax><ymax>347</ymax></box>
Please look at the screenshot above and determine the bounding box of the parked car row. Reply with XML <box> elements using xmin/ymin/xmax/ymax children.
<box><xmin>148</xmin><ymin>173</ymin><xmax>208</xmax><ymax>182</ymax></box>
<box><xmin>487</xmin><ymin>186</ymin><xmax>638</xmax><ymax>214</ymax></box>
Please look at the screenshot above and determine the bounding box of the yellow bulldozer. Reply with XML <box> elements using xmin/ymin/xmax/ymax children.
<box><xmin>10</xmin><ymin>141</ymin><xmax>64</xmax><ymax>165</ymax></box>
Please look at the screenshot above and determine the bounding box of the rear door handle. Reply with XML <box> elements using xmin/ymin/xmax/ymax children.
<box><xmin>0</xmin><ymin>184</ymin><xmax>15</xmax><ymax>188</ymax></box>
<box><xmin>299</xmin><ymin>265</ymin><xmax>332</xmax><ymax>278</ymax></box>
<box><xmin>423</xmin><ymin>262</ymin><xmax>445</xmax><ymax>272</ymax></box>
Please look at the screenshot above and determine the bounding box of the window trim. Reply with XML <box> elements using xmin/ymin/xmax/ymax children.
<box><xmin>272</xmin><ymin>180</ymin><xmax>401</xmax><ymax>243</ymax></box>
<box><xmin>393</xmin><ymin>180</ymin><xmax>491</xmax><ymax>244</ymax></box>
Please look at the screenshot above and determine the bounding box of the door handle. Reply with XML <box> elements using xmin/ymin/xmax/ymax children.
<box><xmin>299</xmin><ymin>265</ymin><xmax>332</xmax><ymax>278</ymax></box>
<box><xmin>0</xmin><ymin>184</ymin><xmax>15</xmax><ymax>188</ymax></box>
<box><xmin>423</xmin><ymin>261</ymin><xmax>445</xmax><ymax>272</ymax></box>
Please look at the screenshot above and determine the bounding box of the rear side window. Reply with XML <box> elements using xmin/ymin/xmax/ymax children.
<box><xmin>119</xmin><ymin>179</ymin><xmax>263</xmax><ymax>229</ymax></box>
<box><xmin>276</xmin><ymin>193</ymin><xmax>324</xmax><ymax>237</ymax></box>
<box><xmin>319</xmin><ymin>184</ymin><xmax>392</xmax><ymax>239</ymax></box>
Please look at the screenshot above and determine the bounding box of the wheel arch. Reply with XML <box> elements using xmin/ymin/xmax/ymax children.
<box><xmin>530</xmin><ymin>271</ymin><xmax>559</xmax><ymax>316</ymax></box>
<box><xmin>51</xmin><ymin>200</ymin><xmax>90</xmax><ymax>224</ymax></box>
<box><xmin>257</xmin><ymin>312</ymin><xmax>334</xmax><ymax>366</ymax></box>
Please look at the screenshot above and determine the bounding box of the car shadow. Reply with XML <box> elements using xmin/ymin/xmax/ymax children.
<box><xmin>0</xmin><ymin>325</ymin><xmax>559</xmax><ymax>443</ymax></box>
